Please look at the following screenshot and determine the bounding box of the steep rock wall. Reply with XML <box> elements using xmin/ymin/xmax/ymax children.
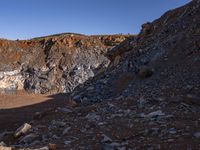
<box><xmin>0</xmin><ymin>34</ymin><xmax>132</xmax><ymax>94</ymax></box>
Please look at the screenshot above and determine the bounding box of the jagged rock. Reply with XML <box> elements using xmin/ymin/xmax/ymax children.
<box><xmin>19</xmin><ymin>133</ymin><xmax>38</xmax><ymax>144</ymax></box>
<box><xmin>140</xmin><ymin>22</ymin><xmax>153</xmax><ymax>35</ymax></box>
<box><xmin>14</xmin><ymin>123</ymin><xmax>32</xmax><ymax>138</ymax></box>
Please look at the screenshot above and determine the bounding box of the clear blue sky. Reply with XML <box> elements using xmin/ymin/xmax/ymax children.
<box><xmin>0</xmin><ymin>0</ymin><xmax>190</xmax><ymax>40</ymax></box>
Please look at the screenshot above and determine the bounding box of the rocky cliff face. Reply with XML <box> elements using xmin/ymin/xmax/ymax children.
<box><xmin>0</xmin><ymin>34</ymin><xmax>132</xmax><ymax>94</ymax></box>
<box><xmin>72</xmin><ymin>0</ymin><xmax>200</xmax><ymax>103</ymax></box>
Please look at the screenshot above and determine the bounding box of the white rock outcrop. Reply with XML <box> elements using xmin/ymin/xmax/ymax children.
<box><xmin>0</xmin><ymin>70</ymin><xmax>24</xmax><ymax>93</ymax></box>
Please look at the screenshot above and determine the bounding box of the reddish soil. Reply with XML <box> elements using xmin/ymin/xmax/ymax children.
<box><xmin>0</xmin><ymin>92</ymin><xmax>67</xmax><ymax>132</ymax></box>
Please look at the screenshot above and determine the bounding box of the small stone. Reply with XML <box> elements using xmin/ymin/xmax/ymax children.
<box><xmin>19</xmin><ymin>133</ymin><xmax>38</xmax><ymax>144</ymax></box>
<box><xmin>48</xmin><ymin>143</ymin><xmax>56</xmax><ymax>150</ymax></box>
<box><xmin>138</xmin><ymin>97</ymin><xmax>147</xmax><ymax>108</ymax></box>
<box><xmin>168</xmin><ymin>128</ymin><xmax>177</xmax><ymax>134</ymax></box>
<box><xmin>101</xmin><ymin>134</ymin><xmax>112</xmax><ymax>142</ymax></box>
<box><xmin>145</xmin><ymin>110</ymin><xmax>165</xmax><ymax>118</ymax></box>
<box><xmin>62</xmin><ymin>127</ymin><xmax>71</xmax><ymax>135</ymax></box>
<box><xmin>57</xmin><ymin>107</ymin><xmax>72</xmax><ymax>113</ymax></box>
<box><xmin>86</xmin><ymin>112</ymin><xmax>100</xmax><ymax>122</ymax></box>
<box><xmin>86</xmin><ymin>86</ymin><xmax>94</xmax><ymax>91</ymax></box>
<box><xmin>14</xmin><ymin>123</ymin><xmax>32</xmax><ymax>138</ymax></box>
<box><xmin>64</xmin><ymin>140</ymin><xmax>72</xmax><ymax>145</ymax></box>
<box><xmin>33</xmin><ymin>111</ymin><xmax>46</xmax><ymax>120</ymax></box>
<box><xmin>51</xmin><ymin>120</ymin><xmax>66</xmax><ymax>127</ymax></box>
<box><xmin>193</xmin><ymin>132</ymin><xmax>200</xmax><ymax>138</ymax></box>
<box><xmin>52</xmin><ymin>135</ymin><xmax>60</xmax><ymax>140</ymax></box>
<box><xmin>167</xmin><ymin>139</ymin><xmax>174</xmax><ymax>142</ymax></box>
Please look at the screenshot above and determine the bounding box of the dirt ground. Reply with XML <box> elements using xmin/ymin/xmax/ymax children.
<box><xmin>0</xmin><ymin>91</ymin><xmax>67</xmax><ymax>132</ymax></box>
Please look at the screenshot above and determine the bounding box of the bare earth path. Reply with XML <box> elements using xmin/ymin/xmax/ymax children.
<box><xmin>0</xmin><ymin>91</ymin><xmax>67</xmax><ymax>132</ymax></box>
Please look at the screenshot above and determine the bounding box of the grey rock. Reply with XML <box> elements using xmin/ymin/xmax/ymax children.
<box><xmin>101</xmin><ymin>143</ymin><xmax>114</xmax><ymax>150</ymax></box>
<box><xmin>64</xmin><ymin>140</ymin><xmax>72</xmax><ymax>145</ymax></box>
<box><xmin>51</xmin><ymin>120</ymin><xmax>66</xmax><ymax>127</ymax></box>
<box><xmin>168</xmin><ymin>128</ymin><xmax>177</xmax><ymax>134</ymax></box>
<box><xmin>145</xmin><ymin>110</ymin><xmax>165</xmax><ymax>118</ymax></box>
<box><xmin>19</xmin><ymin>133</ymin><xmax>38</xmax><ymax>144</ymax></box>
<box><xmin>14</xmin><ymin>123</ymin><xmax>32</xmax><ymax>138</ymax></box>
<box><xmin>86</xmin><ymin>112</ymin><xmax>100</xmax><ymax>122</ymax></box>
<box><xmin>57</xmin><ymin>107</ymin><xmax>72</xmax><ymax>113</ymax></box>
<box><xmin>101</xmin><ymin>134</ymin><xmax>112</xmax><ymax>142</ymax></box>
<box><xmin>193</xmin><ymin>132</ymin><xmax>200</xmax><ymax>138</ymax></box>
<box><xmin>62</xmin><ymin>127</ymin><xmax>71</xmax><ymax>135</ymax></box>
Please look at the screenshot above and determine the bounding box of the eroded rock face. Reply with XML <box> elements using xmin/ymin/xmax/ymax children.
<box><xmin>0</xmin><ymin>34</ymin><xmax>132</xmax><ymax>94</ymax></box>
<box><xmin>71</xmin><ymin>0</ymin><xmax>200</xmax><ymax>103</ymax></box>
<box><xmin>0</xmin><ymin>70</ymin><xmax>24</xmax><ymax>93</ymax></box>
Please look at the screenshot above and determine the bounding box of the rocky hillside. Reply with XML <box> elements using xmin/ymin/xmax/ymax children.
<box><xmin>1</xmin><ymin>0</ymin><xmax>200</xmax><ymax>149</ymax></box>
<box><xmin>0</xmin><ymin>34</ymin><xmax>132</xmax><ymax>94</ymax></box>
<box><xmin>72</xmin><ymin>0</ymin><xmax>200</xmax><ymax>103</ymax></box>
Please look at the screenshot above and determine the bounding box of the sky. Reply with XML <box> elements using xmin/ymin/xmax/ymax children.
<box><xmin>0</xmin><ymin>0</ymin><xmax>190</xmax><ymax>40</ymax></box>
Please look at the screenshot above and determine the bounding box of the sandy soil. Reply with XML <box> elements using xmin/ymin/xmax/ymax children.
<box><xmin>0</xmin><ymin>91</ymin><xmax>50</xmax><ymax>109</ymax></box>
<box><xmin>0</xmin><ymin>91</ymin><xmax>67</xmax><ymax>132</ymax></box>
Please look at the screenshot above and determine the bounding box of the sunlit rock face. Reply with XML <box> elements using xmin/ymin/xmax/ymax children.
<box><xmin>0</xmin><ymin>70</ymin><xmax>24</xmax><ymax>93</ymax></box>
<box><xmin>0</xmin><ymin>34</ymin><xmax>132</xmax><ymax>94</ymax></box>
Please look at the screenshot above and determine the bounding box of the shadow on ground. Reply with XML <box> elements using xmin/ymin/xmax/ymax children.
<box><xmin>0</xmin><ymin>93</ymin><xmax>69</xmax><ymax>132</ymax></box>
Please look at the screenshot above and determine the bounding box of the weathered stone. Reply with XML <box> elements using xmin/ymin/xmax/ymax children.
<box><xmin>193</xmin><ymin>132</ymin><xmax>200</xmax><ymax>138</ymax></box>
<box><xmin>64</xmin><ymin>140</ymin><xmax>72</xmax><ymax>145</ymax></box>
<box><xmin>145</xmin><ymin>110</ymin><xmax>165</xmax><ymax>118</ymax></box>
<box><xmin>19</xmin><ymin>133</ymin><xmax>38</xmax><ymax>144</ymax></box>
<box><xmin>138</xmin><ymin>66</ymin><xmax>154</xmax><ymax>78</ymax></box>
<box><xmin>62</xmin><ymin>127</ymin><xmax>71</xmax><ymax>135</ymax></box>
<box><xmin>14</xmin><ymin>123</ymin><xmax>32</xmax><ymax>138</ymax></box>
